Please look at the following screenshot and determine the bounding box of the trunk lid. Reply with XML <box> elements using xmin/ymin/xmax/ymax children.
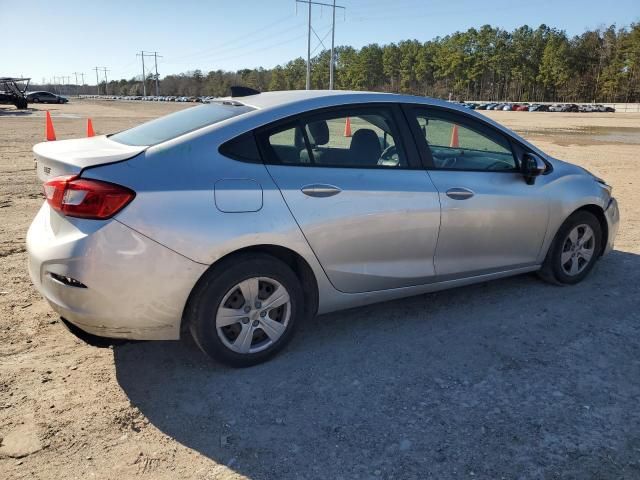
<box><xmin>33</xmin><ymin>135</ymin><xmax>146</xmax><ymax>182</ymax></box>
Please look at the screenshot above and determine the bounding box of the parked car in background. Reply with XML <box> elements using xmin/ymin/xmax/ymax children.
<box><xmin>27</xmin><ymin>91</ymin><xmax>69</xmax><ymax>104</ymax></box>
<box><xmin>559</xmin><ymin>104</ymin><xmax>579</xmax><ymax>112</ymax></box>
<box><xmin>529</xmin><ymin>104</ymin><xmax>550</xmax><ymax>112</ymax></box>
<box><xmin>27</xmin><ymin>90</ymin><xmax>619</xmax><ymax>366</ymax></box>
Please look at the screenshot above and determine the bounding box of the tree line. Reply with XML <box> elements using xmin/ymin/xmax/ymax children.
<box><xmin>46</xmin><ymin>23</ymin><xmax>640</xmax><ymax>102</ymax></box>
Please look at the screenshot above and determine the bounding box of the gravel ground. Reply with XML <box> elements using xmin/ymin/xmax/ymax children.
<box><xmin>0</xmin><ymin>101</ymin><xmax>639</xmax><ymax>480</ymax></box>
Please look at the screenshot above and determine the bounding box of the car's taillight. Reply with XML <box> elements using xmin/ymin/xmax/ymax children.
<box><xmin>43</xmin><ymin>175</ymin><xmax>135</xmax><ymax>220</ymax></box>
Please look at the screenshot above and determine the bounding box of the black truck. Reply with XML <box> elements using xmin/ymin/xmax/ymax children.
<box><xmin>0</xmin><ymin>77</ymin><xmax>30</xmax><ymax>109</ymax></box>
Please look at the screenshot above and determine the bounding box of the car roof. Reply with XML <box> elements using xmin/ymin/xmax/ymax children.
<box><xmin>226</xmin><ymin>89</ymin><xmax>455</xmax><ymax>111</ymax></box>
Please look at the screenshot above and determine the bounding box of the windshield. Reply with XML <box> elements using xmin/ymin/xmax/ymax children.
<box><xmin>110</xmin><ymin>102</ymin><xmax>254</xmax><ymax>146</ymax></box>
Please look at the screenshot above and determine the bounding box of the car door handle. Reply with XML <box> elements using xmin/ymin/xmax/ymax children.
<box><xmin>445</xmin><ymin>187</ymin><xmax>475</xmax><ymax>200</ymax></box>
<box><xmin>301</xmin><ymin>184</ymin><xmax>342</xmax><ymax>198</ymax></box>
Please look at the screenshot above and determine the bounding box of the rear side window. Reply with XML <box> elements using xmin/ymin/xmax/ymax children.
<box><xmin>111</xmin><ymin>103</ymin><xmax>254</xmax><ymax>146</ymax></box>
<box><xmin>219</xmin><ymin>131</ymin><xmax>261</xmax><ymax>163</ymax></box>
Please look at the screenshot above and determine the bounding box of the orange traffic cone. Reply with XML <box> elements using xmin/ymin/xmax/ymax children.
<box><xmin>45</xmin><ymin>111</ymin><xmax>56</xmax><ymax>141</ymax></box>
<box><xmin>449</xmin><ymin>124</ymin><xmax>459</xmax><ymax>148</ymax></box>
<box><xmin>344</xmin><ymin>117</ymin><xmax>352</xmax><ymax>137</ymax></box>
<box><xmin>87</xmin><ymin>118</ymin><xmax>95</xmax><ymax>137</ymax></box>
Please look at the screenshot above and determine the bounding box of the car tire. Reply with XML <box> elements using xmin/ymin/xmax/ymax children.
<box><xmin>538</xmin><ymin>211</ymin><xmax>602</xmax><ymax>285</ymax></box>
<box><xmin>14</xmin><ymin>97</ymin><xmax>28</xmax><ymax>109</ymax></box>
<box><xmin>187</xmin><ymin>253</ymin><xmax>304</xmax><ymax>367</ymax></box>
<box><xmin>33</xmin><ymin>98</ymin><xmax>39</xmax><ymax>103</ymax></box>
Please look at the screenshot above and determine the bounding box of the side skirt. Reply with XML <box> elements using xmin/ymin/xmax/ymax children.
<box><xmin>317</xmin><ymin>265</ymin><xmax>541</xmax><ymax>315</ymax></box>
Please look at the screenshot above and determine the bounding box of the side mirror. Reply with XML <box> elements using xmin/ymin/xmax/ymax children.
<box><xmin>521</xmin><ymin>153</ymin><xmax>546</xmax><ymax>185</ymax></box>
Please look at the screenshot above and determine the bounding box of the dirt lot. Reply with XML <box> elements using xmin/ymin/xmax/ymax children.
<box><xmin>1</xmin><ymin>100</ymin><xmax>639</xmax><ymax>480</ymax></box>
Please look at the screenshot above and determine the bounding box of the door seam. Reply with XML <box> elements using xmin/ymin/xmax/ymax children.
<box><xmin>261</xmin><ymin>163</ymin><xmax>344</xmax><ymax>293</ymax></box>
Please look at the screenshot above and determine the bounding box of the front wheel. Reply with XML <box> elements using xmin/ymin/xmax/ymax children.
<box><xmin>539</xmin><ymin>211</ymin><xmax>602</xmax><ymax>285</ymax></box>
<box><xmin>187</xmin><ymin>254</ymin><xmax>303</xmax><ymax>367</ymax></box>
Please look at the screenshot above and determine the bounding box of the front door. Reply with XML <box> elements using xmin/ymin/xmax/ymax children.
<box><xmin>406</xmin><ymin>107</ymin><xmax>550</xmax><ymax>278</ymax></box>
<box><xmin>258</xmin><ymin>104</ymin><xmax>441</xmax><ymax>293</ymax></box>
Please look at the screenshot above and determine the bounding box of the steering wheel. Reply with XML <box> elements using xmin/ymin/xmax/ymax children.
<box><xmin>485</xmin><ymin>160</ymin><xmax>509</xmax><ymax>171</ymax></box>
<box><xmin>439</xmin><ymin>156</ymin><xmax>458</xmax><ymax>168</ymax></box>
<box><xmin>380</xmin><ymin>144</ymin><xmax>397</xmax><ymax>161</ymax></box>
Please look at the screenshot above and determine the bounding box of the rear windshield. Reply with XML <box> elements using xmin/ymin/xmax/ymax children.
<box><xmin>110</xmin><ymin>102</ymin><xmax>254</xmax><ymax>146</ymax></box>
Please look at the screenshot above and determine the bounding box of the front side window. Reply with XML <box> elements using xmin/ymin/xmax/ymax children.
<box><xmin>414</xmin><ymin>112</ymin><xmax>516</xmax><ymax>171</ymax></box>
<box><xmin>264</xmin><ymin>107</ymin><xmax>408</xmax><ymax>168</ymax></box>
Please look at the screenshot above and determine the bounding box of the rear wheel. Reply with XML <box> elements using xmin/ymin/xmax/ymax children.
<box><xmin>188</xmin><ymin>254</ymin><xmax>303</xmax><ymax>367</ymax></box>
<box><xmin>539</xmin><ymin>211</ymin><xmax>602</xmax><ymax>285</ymax></box>
<box><xmin>14</xmin><ymin>97</ymin><xmax>28</xmax><ymax>109</ymax></box>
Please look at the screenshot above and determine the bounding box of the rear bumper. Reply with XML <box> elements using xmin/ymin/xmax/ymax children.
<box><xmin>27</xmin><ymin>203</ymin><xmax>207</xmax><ymax>340</ymax></box>
<box><xmin>603</xmin><ymin>197</ymin><xmax>620</xmax><ymax>256</ymax></box>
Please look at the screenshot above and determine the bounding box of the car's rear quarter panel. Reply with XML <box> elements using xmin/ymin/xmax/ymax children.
<box><xmin>82</xmin><ymin>126</ymin><xmax>341</xmax><ymax>313</ymax></box>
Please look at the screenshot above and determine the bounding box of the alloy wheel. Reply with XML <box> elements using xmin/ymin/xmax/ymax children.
<box><xmin>560</xmin><ymin>224</ymin><xmax>596</xmax><ymax>276</ymax></box>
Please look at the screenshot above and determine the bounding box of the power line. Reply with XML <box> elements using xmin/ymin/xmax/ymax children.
<box><xmin>163</xmin><ymin>20</ymin><xmax>308</xmax><ymax>66</ymax></box>
<box><xmin>165</xmin><ymin>14</ymin><xmax>296</xmax><ymax>64</ymax></box>
<box><xmin>194</xmin><ymin>28</ymin><xmax>321</xmax><ymax>65</ymax></box>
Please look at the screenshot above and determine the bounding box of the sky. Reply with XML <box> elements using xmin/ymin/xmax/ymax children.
<box><xmin>1</xmin><ymin>0</ymin><xmax>638</xmax><ymax>84</ymax></box>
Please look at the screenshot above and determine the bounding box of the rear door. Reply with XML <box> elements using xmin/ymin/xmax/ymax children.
<box><xmin>405</xmin><ymin>105</ymin><xmax>550</xmax><ymax>277</ymax></box>
<box><xmin>257</xmin><ymin>104</ymin><xmax>441</xmax><ymax>294</ymax></box>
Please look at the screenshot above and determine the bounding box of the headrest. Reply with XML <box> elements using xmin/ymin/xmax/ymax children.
<box><xmin>349</xmin><ymin>128</ymin><xmax>382</xmax><ymax>165</ymax></box>
<box><xmin>307</xmin><ymin>120</ymin><xmax>329</xmax><ymax>146</ymax></box>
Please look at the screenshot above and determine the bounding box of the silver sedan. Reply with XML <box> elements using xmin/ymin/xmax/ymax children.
<box><xmin>27</xmin><ymin>90</ymin><xmax>620</xmax><ymax>366</ymax></box>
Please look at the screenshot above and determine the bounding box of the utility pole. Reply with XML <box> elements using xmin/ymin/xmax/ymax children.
<box><xmin>102</xmin><ymin>68</ymin><xmax>109</xmax><ymax>95</ymax></box>
<box><xmin>137</xmin><ymin>51</ymin><xmax>163</xmax><ymax>96</ymax></box>
<box><xmin>151</xmin><ymin>51</ymin><xmax>162</xmax><ymax>96</ymax></box>
<box><xmin>306</xmin><ymin>0</ymin><xmax>311</xmax><ymax>89</ymax></box>
<box><xmin>296</xmin><ymin>0</ymin><xmax>345</xmax><ymax>90</ymax></box>
<box><xmin>137</xmin><ymin>51</ymin><xmax>146</xmax><ymax>96</ymax></box>
<box><xmin>94</xmin><ymin>67</ymin><xmax>101</xmax><ymax>95</ymax></box>
<box><xmin>73</xmin><ymin>72</ymin><xmax>85</xmax><ymax>96</ymax></box>
<box><xmin>73</xmin><ymin>72</ymin><xmax>80</xmax><ymax>96</ymax></box>
<box><xmin>330</xmin><ymin>0</ymin><xmax>336</xmax><ymax>89</ymax></box>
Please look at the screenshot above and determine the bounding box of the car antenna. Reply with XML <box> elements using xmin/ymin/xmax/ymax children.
<box><xmin>230</xmin><ymin>86</ymin><xmax>260</xmax><ymax>98</ymax></box>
